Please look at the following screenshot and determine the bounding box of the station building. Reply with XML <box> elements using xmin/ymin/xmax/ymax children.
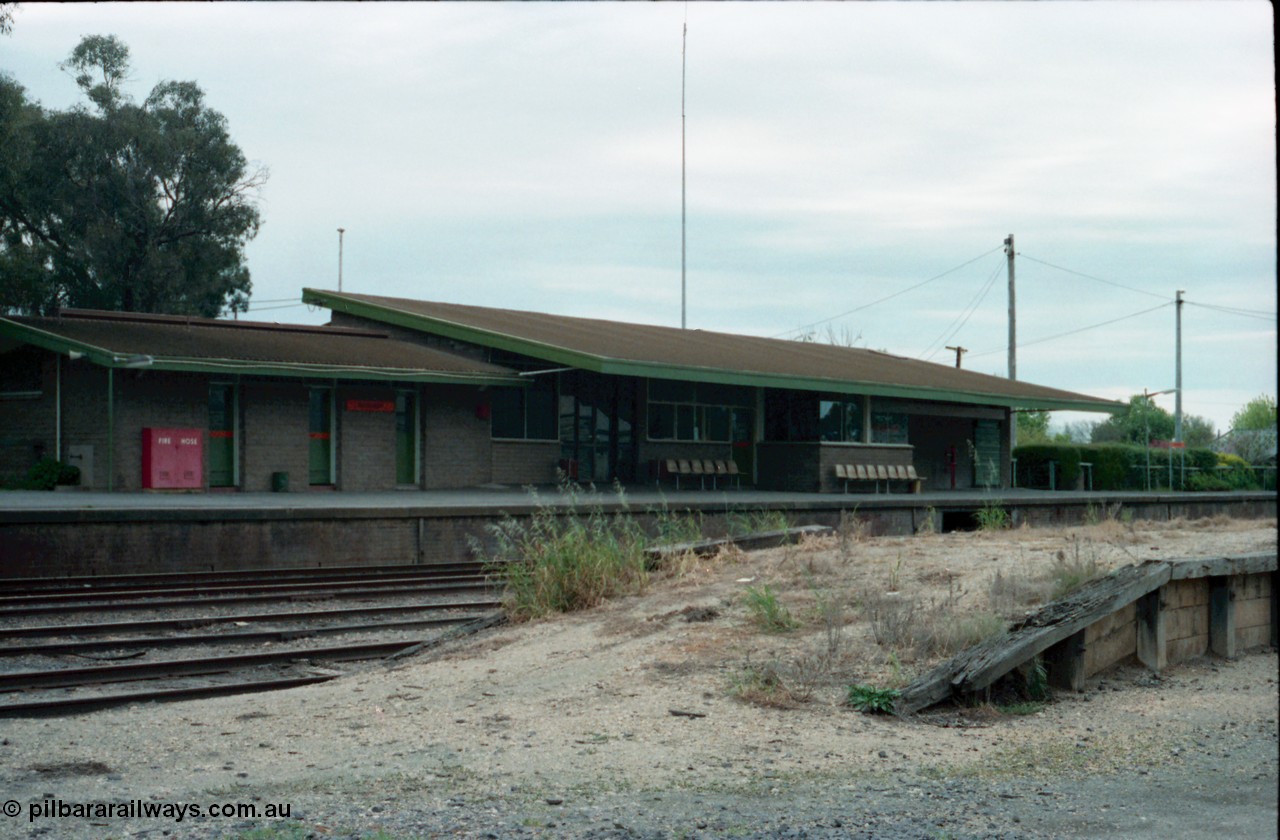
<box><xmin>0</xmin><ymin>293</ymin><xmax>1121</xmax><ymax>493</ymax></box>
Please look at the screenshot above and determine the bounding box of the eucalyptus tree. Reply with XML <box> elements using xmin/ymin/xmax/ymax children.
<box><xmin>1</xmin><ymin>35</ymin><xmax>266</xmax><ymax>317</ymax></box>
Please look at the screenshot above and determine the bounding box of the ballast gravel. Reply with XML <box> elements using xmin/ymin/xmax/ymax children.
<box><xmin>1</xmin><ymin>519</ymin><xmax>1276</xmax><ymax>839</ymax></box>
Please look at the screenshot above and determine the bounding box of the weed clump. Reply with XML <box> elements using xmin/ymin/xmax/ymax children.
<box><xmin>846</xmin><ymin>683</ymin><xmax>900</xmax><ymax>714</ymax></box>
<box><xmin>481</xmin><ymin>482</ymin><xmax>651</xmax><ymax>621</ymax></box>
<box><xmin>743</xmin><ymin>584</ymin><xmax>799</xmax><ymax>632</ymax></box>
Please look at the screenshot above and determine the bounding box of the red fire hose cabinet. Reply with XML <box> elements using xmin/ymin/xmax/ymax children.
<box><xmin>141</xmin><ymin>427</ymin><xmax>204</xmax><ymax>490</ymax></box>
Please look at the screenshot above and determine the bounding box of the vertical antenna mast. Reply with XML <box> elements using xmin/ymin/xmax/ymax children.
<box><xmin>681</xmin><ymin>11</ymin><xmax>687</xmax><ymax>330</ymax></box>
<box><xmin>337</xmin><ymin>227</ymin><xmax>346</xmax><ymax>293</ymax></box>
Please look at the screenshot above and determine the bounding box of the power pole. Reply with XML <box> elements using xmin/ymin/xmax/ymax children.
<box><xmin>337</xmin><ymin>227</ymin><xmax>345</xmax><ymax>293</ymax></box>
<box><xmin>1175</xmin><ymin>289</ymin><xmax>1184</xmax><ymax>442</ymax></box>
<box><xmin>945</xmin><ymin>345</ymin><xmax>968</xmax><ymax>369</ymax></box>
<box><xmin>1005</xmin><ymin>234</ymin><xmax>1016</xmax><ymax>382</ymax></box>
<box><xmin>1005</xmin><ymin>234</ymin><xmax>1017</xmax><ymax>454</ymax></box>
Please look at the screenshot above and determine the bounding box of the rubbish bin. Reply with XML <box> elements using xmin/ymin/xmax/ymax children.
<box><xmin>271</xmin><ymin>471</ymin><xmax>289</xmax><ymax>492</ymax></box>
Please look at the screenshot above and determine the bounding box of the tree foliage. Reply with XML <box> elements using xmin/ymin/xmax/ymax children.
<box><xmin>1088</xmin><ymin>393</ymin><xmax>1214</xmax><ymax>447</ymax></box>
<box><xmin>1231</xmin><ymin>395</ymin><xmax>1277</xmax><ymax>432</ymax></box>
<box><xmin>0</xmin><ymin>34</ymin><xmax>266</xmax><ymax>317</ymax></box>
<box><xmin>1016</xmin><ymin>410</ymin><xmax>1053</xmax><ymax>444</ymax></box>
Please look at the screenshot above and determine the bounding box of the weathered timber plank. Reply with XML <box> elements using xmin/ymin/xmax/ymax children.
<box><xmin>955</xmin><ymin>562</ymin><xmax>1173</xmax><ymax>694</ymax></box>
<box><xmin>896</xmin><ymin>561</ymin><xmax>1172</xmax><ymax>714</ymax></box>
<box><xmin>644</xmin><ymin>525</ymin><xmax>833</xmax><ymax>563</ymax></box>
<box><xmin>1168</xmin><ymin>553</ymin><xmax>1276</xmax><ymax>580</ymax></box>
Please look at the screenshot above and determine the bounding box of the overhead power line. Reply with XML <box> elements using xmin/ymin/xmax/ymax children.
<box><xmin>1016</xmin><ymin>253</ymin><xmax>1169</xmax><ymax>301</ymax></box>
<box><xmin>919</xmin><ymin>259</ymin><xmax>1004</xmax><ymax>362</ymax></box>
<box><xmin>967</xmin><ymin>301</ymin><xmax>1172</xmax><ymax>360</ymax></box>
<box><xmin>774</xmin><ymin>246</ymin><xmax>1004</xmax><ymax>339</ymax></box>
<box><xmin>1185</xmin><ymin>301</ymin><xmax>1277</xmax><ymax>323</ymax></box>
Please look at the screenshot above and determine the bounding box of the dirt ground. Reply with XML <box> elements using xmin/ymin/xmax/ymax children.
<box><xmin>1</xmin><ymin>515</ymin><xmax>1276</xmax><ymax>839</ymax></box>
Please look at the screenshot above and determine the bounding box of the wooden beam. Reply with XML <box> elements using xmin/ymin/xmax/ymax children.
<box><xmin>1208</xmin><ymin>576</ymin><xmax>1237</xmax><ymax>658</ymax></box>
<box><xmin>1136</xmin><ymin>587</ymin><xmax>1167</xmax><ymax>673</ymax></box>
<box><xmin>1168</xmin><ymin>552</ymin><xmax>1276</xmax><ymax>580</ymax></box>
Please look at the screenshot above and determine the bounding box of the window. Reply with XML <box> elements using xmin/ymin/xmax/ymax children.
<box><xmin>491</xmin><ymin>376</ymin><xmax>558</xmax><ymax>440</ymax></box>
<box><xmin>764</xmin><ymin>390</ymin><xmax>820</xmax><ymax>442</ymax></box>
<box><xmin>819</xmin><ymin>397</ymin><xmax>863</xmax><ymax>443</ymax></box>
<box><xmin>0</xmin><ymin>348</ymin><xmax>43</xmax><ymax>397</ymax></box>
<box><xmin>871</xmin><ymin>412</ymin><xmax>909</xmax><ymax>445</ymax></box>
<box><xmin>646</xmin><ymin>379</ymin><xmax>752</xmax><ymax>442</ymax></box>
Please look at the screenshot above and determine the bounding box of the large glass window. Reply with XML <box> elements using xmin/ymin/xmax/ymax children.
<box><xmin>491</xmin><ymin>376</ymin><xmax>558</xmax><ymax>440</ymax></box>
<box><xmin>819</xmin><ymin>397</ymin><xmax>863</xmax><ymax>443</ymax></box>
<box><xmin>871</xmin><ymin>412</ymin><xmax>909</xmax><ymax>445</ymax></box>
<box><xmin>764</xmin><ymin>390</ymin><xmax>821</xmax><ymax>441</ymax></box>
<box><xmin>646</xmin><ymin>379</ymin><xmax>752</xmax><ymax>442</ymax></box>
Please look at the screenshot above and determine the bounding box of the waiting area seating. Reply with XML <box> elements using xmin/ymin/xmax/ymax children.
<box><xmin>661</xmin><ymin>458</ymin><xmax>742</xmax><ymax>490</ymax></box>
<box><xmin>834</xmin><ymin>463</ymin><xmax>923</xmax><ymax>494</ymax></box>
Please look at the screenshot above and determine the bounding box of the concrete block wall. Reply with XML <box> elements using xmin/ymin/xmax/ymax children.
<box><xmin>1084</xmin><ymin>601</ymin><xmax>1138</xmax><ymax>676</ymax></box>
<box><xmin>491</xmin><ymin>440</ymin><xmax>559</xmax><ymax>486</ymax></box>
<box><xmin>1235</xmin><ymin>573</ymin><xmax>1273</xmax><ymax>649</ymax></box>
<box><xmin>1165</xmin><ymin>578</ymin><xmax>1211</xmax><ymax>664</ymax></box>
<box><xmin>337</xmin><ymin>385</ymin><xmax>400</xmax><ymax>491</ymax></box>
<box><xmin>422</xmin><ymin>385</ymin><xmax>492</xmax><ymax>488</ymax></box>
<box><xmin>241</xmin><ymin>380</ymin><xmax>312</xmax><ymax>492</ymax></box>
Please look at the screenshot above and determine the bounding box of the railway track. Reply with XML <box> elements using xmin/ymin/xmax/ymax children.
<box><xmin>0</xmin><ymin>562</ymin><xmax>508</xmax><ymax>717</ymax></box>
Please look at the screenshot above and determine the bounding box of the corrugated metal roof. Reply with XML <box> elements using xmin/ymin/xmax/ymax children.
<box><xmin>304</xmin><ymin>289</ymin><xmax>1123</xmax><ymax>412</ymax></box>
<box><xmin>0</xmin><ymin>310</ymin><xmax>518</xmax><ymax>384</ymax></box>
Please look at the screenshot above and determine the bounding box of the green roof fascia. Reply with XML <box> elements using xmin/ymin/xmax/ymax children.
<box><xmin>127</xmin><ymin>358</ymin><xmax>522</xmax><ymax>386</ymax></box>
<box><xmin>0</xmin><ymin>317</ymin><xmax>521</xmax><ymax>386</ymax></box>
<box><xmin>303</xmin><ymin>290</ymin><xmax>1123</xmax><ymax>414</ymax></box>
<box><xmin>0</xmin><ymin>318</ymin><xmax>122</xmax><ymax>367</ymax></box>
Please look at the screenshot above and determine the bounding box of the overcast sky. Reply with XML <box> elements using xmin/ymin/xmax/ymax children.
<box><xmin>3</xmin><ymin>2</ymin><xmax>1275</xmax><ymax>433</ymax></box>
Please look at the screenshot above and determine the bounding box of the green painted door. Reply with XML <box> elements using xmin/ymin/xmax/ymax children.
<box><xmin>395</xmin><ymin>391</ymin><xmax>416</xmax><ymax>485</ymax></box>
<box><xmin>208</xmin><ymin>384</ymin><xmax>235</xmax><ymax>487</ymax></box>
<box><xmin>309</xmin><ymin>388</ymin><xmax>333</xmax><ymax>485</ymax></box>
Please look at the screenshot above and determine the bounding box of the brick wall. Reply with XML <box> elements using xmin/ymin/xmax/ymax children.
<box><xmin>0</xmin><ymin>350</ymin><xmax>56</xmax><ymax>477</ymax></box>
<box><xmin>242</xmin><ymin>380</ymin><xmax>312</xmax><ymax>492</ymax></box>
<box><xmin>337</xmin><ymin>385</ymin><xmax>400</xmax><ymax>491</ymax></box>
<box><xmin>491</xmin><ymin>440</ymin><xmax>559</xmax><ymax>485</ymax></box>
<box><xmin>422</xmin><ymin>385</ymin><xmax>492</xmax><ymax>488</ymax></box>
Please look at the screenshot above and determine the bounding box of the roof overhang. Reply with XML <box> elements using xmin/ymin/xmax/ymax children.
<box><xmin>303</xmin><ymin>289</ymin><xmax>1125</xmax><ymax>414</ymax></box>
<box><xmin>0</xmin><ymin>317</ymin><xmax>523</xmax><ymax>387</ymax></box>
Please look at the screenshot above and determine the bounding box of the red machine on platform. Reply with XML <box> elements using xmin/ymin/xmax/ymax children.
<box><xmin>141</xmin><ymin>427</ymin><xmax>204</xmax><ymax>490</ymax></box>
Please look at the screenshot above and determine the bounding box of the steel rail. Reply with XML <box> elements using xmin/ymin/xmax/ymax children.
<box><xmin>0</xmin><ymin>572</ymin><xmax>490</xmax><ymax>606</ymax></box>
<box><xmin>1</xmin><ymin>561</ymin><xmax>492</xmax><ymax>594</ymax></box>
<box><xmin>0</xmin><ymin>639</ymin><xmax>422</xmax><ymax>692</ymax></box>
<box><xmin>0</xmin><ymin>675</ymin><xmax>338</xmax><ymax>717</ymax></box>
<box><xmin>0</xmin><ymin>580</ymin><xmax>493</xmax><ymax>618</ymax></box>
<box><xmin>0</xmin><ymin>612</ymin><xmax>489</xmax><ymax>657</ymax></box>
<box><xmin>0</xmin><ymin>599</ymin><xmax>502</xmax><ymax>640</ymax></box>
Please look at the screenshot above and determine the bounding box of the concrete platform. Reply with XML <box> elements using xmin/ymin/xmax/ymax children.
<box><xmin>1</xmin><ymin>486</ymin><xmax>1274</xmax><ymax>578</ymax></box>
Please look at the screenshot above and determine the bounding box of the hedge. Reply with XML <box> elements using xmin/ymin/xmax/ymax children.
<box><xmin>1014</xmin><ymin>444</ymin><xmax>1233</xmax><ymax>491</ymax></box>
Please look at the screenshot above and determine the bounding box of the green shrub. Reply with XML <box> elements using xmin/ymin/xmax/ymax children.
<box><xmin>20</xmin><ymin>458</ymin><xmax>80</xmax><ymax>491</ymax></box>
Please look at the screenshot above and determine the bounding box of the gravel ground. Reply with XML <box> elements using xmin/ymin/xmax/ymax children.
<box><xmin>1</xmin><ymin>518</ymin><xmax>1275</xmax><ymax>839</ymax></box>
